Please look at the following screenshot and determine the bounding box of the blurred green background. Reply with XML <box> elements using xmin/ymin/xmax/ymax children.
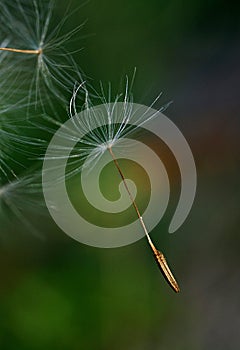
<box><xmin>1</xmin><ymin>0</ymin><xmax>240</xmax><ymax>349</ymax></box>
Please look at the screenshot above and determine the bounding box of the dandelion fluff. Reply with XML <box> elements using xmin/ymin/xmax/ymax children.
<box><xmin>0</xmin><ymin>0</ymin><xmax>84</xmax><ymax>113</ymax></box>
<box><xmin>42</xmin><ymin>81</ymin><xmax>195</xmax><ymax>292</ymax></box>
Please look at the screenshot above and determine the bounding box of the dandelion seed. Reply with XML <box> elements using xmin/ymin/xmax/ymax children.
<box><xmin>0</xmin><ymin>0</ymin><xmax>84</xmax><ymax>113</ymax></box>
<box><xmin>43</xmin><ymin>79</ymin><xmax>180</xmax><ymax>293</ymax></box>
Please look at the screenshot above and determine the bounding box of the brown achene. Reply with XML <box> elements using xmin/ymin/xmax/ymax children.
<box><xmin>108</xmin><ymin>146</ymin><xmax>180</xmax><ymax>293</ymax></box>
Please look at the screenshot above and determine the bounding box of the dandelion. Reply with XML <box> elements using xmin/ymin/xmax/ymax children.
<box><xmin>43</xmin><ymin>79</ymin><xmax>180</xmax><ymax>293</ymax></box>
<box><xmin>0</xmin><ymin>0</ymin><xmax>84</xmax><ymax>113</ymax></box>
<box><xmin>1</xmin><ymin>1</ymin><xmax>183</xmax><ymax>292</ymax></box>
<box><xmin>0</xmin><ymin>0</ymin><xmax>84</xmax><ymax>231</ymax></box>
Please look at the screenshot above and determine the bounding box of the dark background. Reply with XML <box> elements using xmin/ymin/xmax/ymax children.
<box><xmin>0</xmin><ymin>0</ymin><xmax>240</xmax><ymax>349</ymax></box>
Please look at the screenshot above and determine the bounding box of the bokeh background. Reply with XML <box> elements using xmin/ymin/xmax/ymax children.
<box><xmin>1</xmin><ymin>0</ymin><xmax>240</xmax><ymax>349</ymax></box>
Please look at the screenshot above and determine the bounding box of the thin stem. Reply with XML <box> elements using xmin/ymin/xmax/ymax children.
<box><xmin>108</xmin><ymin>146</ymin><xmax>180</xmax><ymax>293</ymax></box>
<box><xmin>0</xmin><ymin>47</ymin><xmax>42</xmax><ymax>55</ymax></box>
